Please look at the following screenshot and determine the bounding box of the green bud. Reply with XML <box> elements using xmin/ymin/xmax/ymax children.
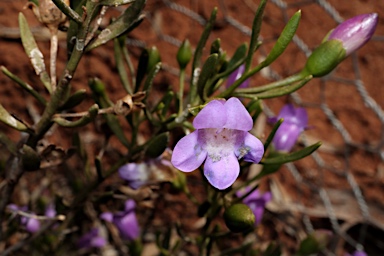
<box><xmin>89</xmin><ymin>78</ymin><xmax>106</xmax><ymax>95</ymax></box>
<box><xmin>21</xmin><ymin>144</ymin><xmax>40</xmax><ymax>171</ymax></box>
<box><xmin>224</xmin><ymin>203</ymin><xmax>255</xmax><ymax>233</ymax></box>
<box><xmin>303</xmin><ymin>40</ymin><xmax>346</xmax><ymax>77</ymax></box>
<box><xmin>177</xmin><ymin>39</ymin><xmax>192</xmax><ymax>69</ymax></box>
<box><xmin>147</xmin><ymin>46</ymin><xmax>161</xmax><ymax>73</ymax></box>
<box><xmin>210</xmin><ymin>38</ymin><xmax>221</xmax><ymax>54</ymax></box>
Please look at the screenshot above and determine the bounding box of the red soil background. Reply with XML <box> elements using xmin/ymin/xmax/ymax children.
<box><xmin>0</xmin><ymin>0</ymin><xmax>384</xmax><ymax>255</ymax></box>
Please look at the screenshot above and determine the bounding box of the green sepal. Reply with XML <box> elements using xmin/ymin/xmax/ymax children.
<box><xmin>262</xmin><ymin>10</ymin><xmax>301</xmax><ymax>67</ymax></box>
<box><xmin>21</xmin><ymin>144</ymin><xmax>41</xmax><ymax>171</ymax></box>
<box><xmin>53</xmin><ymin>104</ymin><xmax>99</xmax><ymax>128</ymax></box>
<box><xmin>0</xmin><ymin>104</ymin><xmax>32</xmax><ymax>133</ymax></box>
<box><xmin>197</xmin><ymin>54</ymin><xmax>219</xmax><ymax>101</ymax></box>
<box><xmin>85</xmin><ymin>0</ymin><xmax>146</xmax><ymax>51</ymax></box>
<box><xmin>303</xmin><ymin>39</ymin><xmax>346</xmax><ymax>77</ymax></box>
<box><xmin>59</xmin><ymin>89</ymin><xmax>87</xmax><ymax>110</ymax></box>
<box><xmin>144</xmin><ymin>132</ymin><xmax>169</xmax><ymax>158</ymax></box>
<box><xmin>177</xmin><ymin>39</ymin><xmax>193</xmax><ymax>70</ymax></box>
<box><xmin>245</xmin><ymin>0</ymin><xmax>267</xmax><ymax>70</ymax></box>
<box><xmin>18</xmin><ymin>13</ymin><xmax>51</xmax><ymax>93</ymax></box>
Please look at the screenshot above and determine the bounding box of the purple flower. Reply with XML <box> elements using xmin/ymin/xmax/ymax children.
<box><xmin>345</xmin><ymin>251</ymin><xmax>367</xmax><ymax>256</ymax></box>
<box><xmin>226</xmin><ymin>64</ymin><xmax>250</xmax><ymax>88</ymax></box>
<box><xmin>100</xmin><ymin>199</ymin><xmax>140</xmax><ymax>241</ymax></box>
<box><xmin>171</xmin><ymin>97</ymin><xmax>264</xmax><ymax>190</ymax></box>
<box><xmin>236</xmin><ymin>188</ymin><xmax>272</xmax><ymax>225</ymax></box>
<box><xmin>118</xmin><ymin>163</ymin><xmax>149</xmax><ymax>189</ymax></box>
<box><xmin>77</xmin><ymin>228</ymin><xmax>106</xmax><ymax>249</ymax></box>
<box><xmin>328</xmin><ymin>13</ymin><xmax>378</xmax><ymax>56</ymax></box>
<box><xmin>270</xmin><ymin>104</ymin><xmax>308</xmax><ymax>152</ymax></box>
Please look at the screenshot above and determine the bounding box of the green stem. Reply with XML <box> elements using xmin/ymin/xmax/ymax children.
<box><xmin>178</xmin><ymin>68</ymin><xmax>186</xmax><ymax>116</ymax></box>
<box><xmin>52</xmin><ymin>0</ymin><xmax>83</xmax><ymax>24</ymax></box>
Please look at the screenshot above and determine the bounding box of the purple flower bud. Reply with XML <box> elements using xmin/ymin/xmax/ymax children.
<box><xmin>118</xmin><ymin>163</ymin><xmax>149</xmax><ymax>190</ymax></box>
<box><xmin>77</xmin><ymin>228</ymin><xmax>106</xmax><ymax>249</ymax></box>
<box><xmin>271</xmin><ymin>104</ymin><xmax>308</xmax><ymax>152</ymax></box>
<box><xmin>236</xmin><ymin>188</ymin><xmax>272</xmax><ymax>225</ymax></box>
<box><xmin>45</xmin><ymin>204</ymin><xmax>56</xmax><ymax>218</ymax></box>
<box><xmin>226</xmin><ymin>65</ymin><xmax>250</xmax><ymax>88</ymax></box>
<box><xmin>328</xmin><ymin>13</ymin><xmax>378</xmax><ymax>56</ymax></box>
<box><xmin>171</xmin><ymin>97</ymin><xmax>264</xmax><ymax>190</ymax></box>
<box><xmin>345</xmin><ymin>251</ymin><xmax>367</xmax><ymax>256</ymax></box>
<box><xmin>23</xmin><ymin>217</ymin><xmax>41</xmax><ymax>233</ymax></box>
<box><xmin>100</xmin><ymin>199</ymin><xmax>140</xmax><ymax>241</ymax></box>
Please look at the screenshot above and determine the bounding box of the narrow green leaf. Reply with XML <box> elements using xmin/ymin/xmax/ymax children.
<box><xmin>263</xmin><ymin>118</ymin><xmax>283</xmax><ymax>151</ymax></box>
<box><xmin>52</xmin><ymin>0</ymin><xmax>82</xmax><ymax>24</ymax></box>
<box><xmin>100</xmin><ymin>0</ymin><xmax>134</xmax><ymax>6</ymax></box>
<box><xmin>114</xmin><ymin>37</ymin><xmax>132</xmax><ymax>94</ymax></box>
<box><xmin>144</xmin><ymin>132</ymin><xmax>169</xmax><ymax>158</ymax></box>
<box><xmin>53</xmin><ymin>104</ymin><xmax>99</xmax><ymax>128</ymax></box>
<box><xmin>253</xmin><ymin>75</ymin><xmax>312</xmax><ymax>99</ymax></box>
<box><xmin>85</xmin><ymin>0</ymin><xmax>146</xmax><ymax>51</ymax></box>
<box><xmin>245</xmin><ymin>0</ymin><xmax>267</xmax><ymax>71</ymax></box>
<box><xmin>0</xmin><ymin>104</ymin><xmax>32</xmax><ymax>133</ymax></box>
<box><xmin>262</xmin><ymin>142</ymin><xmax>321</xmax><ymax>165</ymax></box>
<box><xmin>1</xmin><ymin>66</ymin><xmax>46</xmax><ymax>106</ymax></box>
<box><xmin>228</xmin><ymin>43</ymin><xmax>248</xmax><ymax>70</ymax></box>
<box><xmin>143</xmin><ymin>62</ymin><xmax>161</xmax><ymax>100</ymax></box>
<box><xmin>59</xmin><ymin>89</ymin><xmax>87</xmax><ymax>110</ymax></box>
<box><xmin>262</xmin><ymin>10</ymin><xmax>301</xmax><ymax>66</ymax></box>
<box><xmin>18</xmin><ymin>13</ymin><xmax>51</xmax><ymax>93</ymax></box>
<box><xmin>189</xmin><ymin>8</ymin><xmax>217</xmax><ymax>102</ymax></box>
<box><xmin>197</xmin><ymin>54</ymin><xmax>218</xmax><ymax>101</ymax></box>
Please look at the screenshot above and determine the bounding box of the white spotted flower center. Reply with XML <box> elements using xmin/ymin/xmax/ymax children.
<box><xmin>199</xmin><ymin>128</ymin><xmax>242</xmax><ymax>163</ymax></box>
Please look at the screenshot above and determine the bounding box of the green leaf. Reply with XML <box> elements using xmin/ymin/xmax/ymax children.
<box><xmin>189</xmin><ymin>8</ymin><xmax>217</xmax><ymax>102</ymax></box>
<box><xmin>0</xmin><ymin>103</ymin><xmax>32</xmax><ymax>133</ymax></box>
<box><xmin>143</xmin><ymin>62</ymin><xmax>161</xmax><ymax>101</ymax></box>
<box><xmin>1</xmin><ymin>66</ymin><xmax>46</xmax><ymax>106</ymax></box>
<box><xmin>252</xmin><ymin>75</ymin><xmax>312</xmax><ymax>99</ymax></box>
<box><xmin>144</xmin><ymin>132</ymin><xmax>169</xmax><ymax>158</ymax></box>
<box><xmin>18</xmin><ymin>13</ymin><xmax>51</xmax><ymax>93</ymax></box>
<box><xmin>53</xmin><ymin>104</ymin><xmax>99</xmax><ymax>128</ymax></box>
<box><xmin>228</xmin><ymin>43</ymin><xmax>248</xmax><ymax>70</ymax></box>
<box><xmin>262</xmin><ymin>142</ymin><xmax>321</xmax><ymax>165</ymax></box>
<box><xmin>100</xmin><ymin>0</ymin><xmax>134</xmax><ymax>6</ymax></box>
<box><xmin>85</xmin><ymin>0</ymin><xmax>146</xmax><ymax>51</ymax></box>
<box><xmin>263</xmin><ymin>118</ymin><xmax>283</xmax><ymax>151</ymax></box>
<box><xmin>59</xmin><ymin>89</ymin><xmax>87</xmax><ymax>110</ymax></box>
<box><xmin>197</xmin><ymin>54</ymin><xmax>219</xmax><ymax>101</ymax></box>
<box><xmin>245</xmin><ymin>0</ymin><xmax>267</xmax><ymax>71</ymax></box>
<box><xmin>114</xmin><ymin>37</ymin><xmax>132</xmax><ymax>94</ymax></box>
<box><xmin>262</xmin><ymin>10</ymin><xmax>301</xmax><ymax>66</ymax></box>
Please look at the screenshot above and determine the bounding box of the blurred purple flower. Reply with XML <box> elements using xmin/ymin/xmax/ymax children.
<box><xmin>236</xmin><ymin>188</ymin><xmax>272</xmax><ymax>225</ymax></box>
<box><xmin>7</xmin><ymin>203</ymin><xmax>57</xmax><ymax>233</ymax></box>
<box><xmin>226</xmin><ymin>64</ymin><xmax>250</xmax><ymax>88</ymax></box>
<box><xmin>100</xmin><ymin>199</ymin><xmax>140</xmax><ymax>241</ymax></box>
<box><xmin>328</xmin><ymin>13</ymin><xmax>378</xmax><ymax>56</ymax></box>
<box><xmin>118</xmin><ymin>163</ymin><xmax>149</xmax><ymax>189</ymax></box>
<box><xmin>171</xmin><ymin>97</ymin><xmax>264</xmax><ymax>190</ymax></box>
<box><xmin>345</xmin><ymin>251</ymin><xmax>367</xmax><ymax>256</ymax></box>
<box><xmin>270</xmin><ymin>104</ymin><xmax>308</xmax><ymax>152</ymax></box>
<box><xmin>77</xmin><ymin>228</ymin><xmax>106</xmax><ymax>249</ymax></box>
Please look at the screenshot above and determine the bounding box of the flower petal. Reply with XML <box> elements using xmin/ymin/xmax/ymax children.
<box><xmin>294</xmin><ymin>107</ymin><xmax>308</xmax><ymax>128</ymax></box>
<box><xmin>114</xmin><ymin>212</ymin><xmax>140</xmax><ymax>241</ymax></box>
<box><xmin>236</xmin><ymin>132</ymin><xmax>264</xmax><ymax>163</ymax></box>
<box><xmin>272</xmin><ymin>122</ymin><xmax>302</xmax><ymax>152</ymax></box>
<box><xmin>203</xmin><ymin>153</ymin><xmax>240</xmax><ymax>190</ymax></box>
<box><xmin>193</xmin><ymin>100</ymin><xmax>226</xmax><ymax>129</ymax></box>
<box><xmin>224</xmin><ymin>97</ymin><xmax>253</xmax><ymax>131</ymax></box>
<box><xmin>278</xmin><ymin>104</ymin><xmax>295</xmax><ymax>120</ymax></box>
<box><xmin>171</xmin><ymin>131</ymin><xmax>207</xmax><ymax>172</ymax></box>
